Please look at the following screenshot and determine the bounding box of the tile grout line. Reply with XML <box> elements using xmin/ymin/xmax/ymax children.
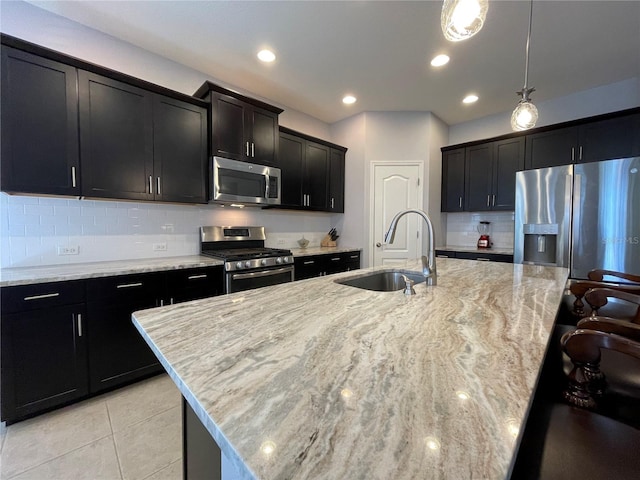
<box><xmin>4</xmin><ymin>433</ymin><xmax>115</xmax><ymax>480</ymax></box>
<box><xmin>106</xmin><ymin>401</ymin><xmax>125</xmax><ymax>480</ymax></box>
<box><xmin>140</xmin><ymin>459</ymin><xmax>182</xmax><ymax>480</ymax></box>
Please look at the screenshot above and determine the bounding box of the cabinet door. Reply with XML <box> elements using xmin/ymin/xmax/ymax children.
<box><xmin>328</xmin><ymin>149</ymin><xmax>345</xmax><ymax>213</ymax></box>
<box><xmin>250</xmin><ymin>107</ymin><xmax>279</xmax><ymax>166</ymax></box>
<box><xmin>294</xmin><ymin>256</ymin><xmax>325</xmax><ymax>280</ymax></box>
<box><xmin>304</xmin><ymin>141</ymin><xmax>330</xmax><ymax>209</ymax></box>
<box><xmin>79</xmin><ymin>71</ymin><xmax>154</xmax><ymax>200</ymax></box>
<box><xmin>211</xmin><ymin>94</ymin><xmax>245</xmax><ymax>161</ymax></box>
<box><xmin>279</xmin><ymin>132</ymin><xmax>305</xmax><ymax>207</ymax></box>
<box><xmin>441</xmin><ymin>148</ymin><xmax>465</xmax><ymax>212</ymax></box>
<box><xmin>86</xmin><ymin>274</ymin><xmax>164</xmax><ymax>393</ymax></box>
<box><xmin>153</xmin><ymin>96</ymin><xmax>208</xmax><ymax>204</ymax></box>
<box><xmin>1</xmin><ymin>47</ymin><xmax>80</xmax><ymax>196</ymax></box>
<box><xmin>578</xmin><ymin>113</ymin><xmax>640</xmax><ymax>163</ymax></box>
<box><xmin>492</xmin><ymin>137</ymin><xmax>525</xmax><ymax>210</ymax></box>
<box><xmin>525</xmin><ymin>127</ymin><xmax>578</xmax><ymax>169</ymax></box>
<box><xmin>465</xmin><ymin>144</ymin><xmax>493</xmax><ymax>211</ymax></box>
<box><xmin>1</xmin><ymin>305</ymin><xmax>87</xmax><ymax>422</ymax></box>
<box><xmin>166</xmin><ymin>266</ymin><xmax>224</xmax><ymax>303</ymax></box>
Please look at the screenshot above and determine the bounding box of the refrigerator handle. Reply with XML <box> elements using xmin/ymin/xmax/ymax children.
<box><xmin>570</xmin><ymin>173</ymin><xmax>581</xmax><ymax>274</ymax></box>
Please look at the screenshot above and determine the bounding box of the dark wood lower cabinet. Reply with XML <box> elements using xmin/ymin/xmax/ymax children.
<box><xmin>294</xmin><ymin>251</ymin><xmax>361</xmax><ymax>280</ymax></box>
<box><xmin>0</xmin><ymin>280</ymin><xmax>88</xmax><ymax>423</ymax></box>
<box><xmin>85</xmin><ymin>274</ymin><xmax>165</xmax><ymax>393</ymax></box>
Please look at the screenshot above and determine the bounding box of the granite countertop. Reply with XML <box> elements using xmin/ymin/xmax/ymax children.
<box><xmin>132</xmin><ymin>257</ymin><xmax>569</xmax><ymax>480</ymax></box>
<box><xmin>437</xmin><ymin>245</ymin><xmax>515</xmax><ymax>256</ymax></box>
<box><xmin>0</xmin><ymin>256</ymin><xmax>224</xmax><ymax>287</ymax></box>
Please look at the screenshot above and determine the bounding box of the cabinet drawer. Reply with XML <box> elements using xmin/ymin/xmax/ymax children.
<box><xmin>166</xmin><ymin>266</ymin><xmax>223</xmax><ymax>303</ymax></box>
<box><xmin>86</xmin><ymin>273</ymin><xmax>164</xmax><ymax>302</ymax></box>
<box><xmin>1</xmin><ymin>280</ymin><xmax>85</xmax><ymax>314</ymax></box>
<box><xmin>455</xmin><ymin>252</ymin><xmax>513</xmax><ymax>263</ymax></box>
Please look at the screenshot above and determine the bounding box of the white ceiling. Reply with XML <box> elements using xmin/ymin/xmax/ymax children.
<box><xmin>25</xmin><ymin>1</ymin><xmax>640</xmax><ymax>126</ymax></box>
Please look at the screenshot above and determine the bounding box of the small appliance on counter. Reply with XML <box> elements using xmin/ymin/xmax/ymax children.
<box><xmin>297</xmin><ymin>236</ymin><xmax>309</xmax><ymax>248</ymax></box>
<box><xmin>477</xmin><ymin>221</ymin><xmax>492</xmax><ymax>249</ymax></box>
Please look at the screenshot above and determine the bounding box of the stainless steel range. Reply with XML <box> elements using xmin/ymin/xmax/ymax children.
<box><xmin>200</xmin><ymin>226</ymin><xmax>294</xmax><ymax>293</ymax></box>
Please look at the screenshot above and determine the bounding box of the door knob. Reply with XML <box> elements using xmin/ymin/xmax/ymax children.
<box><xmin>376</xmin><ymin>242</ymin><xmax>382</xmax><ymax>247</ymax></box>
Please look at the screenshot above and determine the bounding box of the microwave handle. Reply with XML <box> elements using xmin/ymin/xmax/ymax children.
<box><xmin>265</xmin><ymin>174</ymin><xmax>270</xmax><ymax>199</ymax></box>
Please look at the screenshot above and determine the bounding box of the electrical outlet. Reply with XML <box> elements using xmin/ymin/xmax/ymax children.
<box><xmin>276</xmin><ymin>238</ymin><xmax>286</xmax><ymax>246</ymax></box>
<box><xmin>57</xmin><ymin>245</ymin><xmax>79</xmax><ymax>255</ymax></box>
<box><xmin>153</xmin><ymin>243</ymin><xmax>167</xmax><ymax>251</ymax></box>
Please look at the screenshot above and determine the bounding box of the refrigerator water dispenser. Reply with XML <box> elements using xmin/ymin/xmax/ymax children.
<box><xmin>523</xmin><ymin>224</ymin><xmax>559</xmax><ymax>265</ymax></box>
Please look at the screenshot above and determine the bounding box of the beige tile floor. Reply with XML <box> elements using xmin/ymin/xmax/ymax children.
<box><xmin>0</xmin><ymin>374</ymin><xmax>182</xmax><ymax>480</ymax></box>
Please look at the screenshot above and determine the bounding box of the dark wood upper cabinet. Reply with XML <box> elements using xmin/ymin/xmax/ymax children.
<box><xmin>194</xmin><ymin>81</ymin><xmax>283</xmax><ymax>167</ymax></box>
<box><xmin>492</xmin><ymin>137</ymin><xmax>525</xmax><ymax>210</ymax></box>
<box><xmin>279</xmin><ymin>131</ymin><xmax>305</xmax><ymax>207</ymax></box>
<box><xmin>444</xmin><ymin>137</ymin><xmax>524</xmax><ymax>212</ymax></box>
<box><xmin>79</xmin><ymin>71</ymin><xmax>154</xmax><ymax>201</ymax></box>
<box><xmin>1</xmin><ymin>46</ymin><xmax>80</xmax><ymax>196</ymax></box>
<box><xmin>525</xmin><ymin>111</ymin><xmax>640</xmax><ymax>168</ymax></box>
<box><xmin>525</xmin><ymin>127</ymin><xmax>578</xmax><ymax>169</ymax></box>
<box><xmin>441</xmin><ymin>148</ymin><xmax>465</xmax><ymax>212</ymax></box>
<box><xmin>577</xmin><ymin>114</ymin><xmax>640</xmax><ymax>163</ymax></box>
<box><xmin>329</xmin><ymin>148</ymin><xmax>346</xmax><ymax>213</ymax></box>
<box><xmin>465</xmin><ymin>144</ymin><xmax>493</xmax><ymax>211</ymax></box>
<box><xmin>277</xmin><ymin>128</ymin><xmax>347</xmax><ymax>212</ymax></box>
<box><xmin>305</xmin><ymin>141</ymin><xmax>330</xmax><ymax>210</ymax></box>
<box><xmin>153</xmin><ymin>96</ymin><xmax>208</xmax><ymax>204</ymax></box>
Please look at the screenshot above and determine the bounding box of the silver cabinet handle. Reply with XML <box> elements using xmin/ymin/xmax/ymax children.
<box><xmin>71</xmin><ymin>166</ymin><xmax>77</xmax><ymax>188</ymax></box>
<box><xmin>232</xmin><ymin>267</ymin><xmax>292</xmax><ymax>281</ymax></box>
<box><xmin>188</xmin><ymin>274</ymin><xmax>207</xmax><ymax>280</ymax></box>
<box><xmin>24</xmin><ymin>292</ymin><xmax>59</xmax><ymax>301</ymax></box>
<box><xmin>476</xmin><ymin>257</ymin><xmax>491</xmax><ymax>261</ymax></box>
<box><xmin>251</xmin><ymin>142</ymin><xmax>255</xmax><ymax>158</ymax></box>
<box><xmin>487</xmin><ymin>195</ymin><xmax>491</xmax><ymax>207</ymax></box>
<box><xmin>116</xmin><ymin>282</ymin><xmax>143</xmax><ymax>289</ymax></box>
<box><xmin>330</xmin><ymin>257</ymin><xmax>340</xmax><ymax>261</ymax></box>
<box><xmin>246</xmin><ymin>142</ymin><xmax>250</xmax><ymax>156</ymax></box>
<box><xmin>349</xmin><ymin>255</ymin><xmax>359</xmax><ymax>259</ymax></box>
<box><xmin>331</xmin><ymin>198</ymin><xmax>335</xmax><ymax>209</ymax></box>
<box><xmin>157</xmin><ymin>177</ymin><xmax>161</xmax><ymax>196</ymax></box>
<box><xmin>571</xmin><ymin>147</ymin><xmax>575</xmax><ymax>162</ymax></box>
<box><xmin>149</xmin><ymin>176</ymin><xmax>153</xmax><ymax>194</ymax></box>
<box><xmin>303</xmin><ymin>260</ymin><xmax>315</xmax><ymax>265</ymax></box>
<box><xmin>75</xmin><ymin>313</ymin><xmax>83</xmax><ymax>337</ymax></box>
<box><xmin>437</xmin><ymin>255</ymin><xmax>450</xmax><ymax>258</ymax></box>
<box><xmin>492</xmin><ymin>194</ymin><xmax>496</xmax><ymax>206</ymax></box>
<box><xmin>579</xmin><ymin>146</ymin><xmax>583</xmax><ymax>161</ymax></box>
<box><xmin>459</xmin><ymin>196</ymin><xmax>463</xmax><ymax>209</ymax></box>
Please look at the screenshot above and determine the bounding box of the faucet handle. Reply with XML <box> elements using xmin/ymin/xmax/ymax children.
<box><xmin>401</xmin><ymin>274</ymin><xmax>416</xmax><ymax>295</ymax></box>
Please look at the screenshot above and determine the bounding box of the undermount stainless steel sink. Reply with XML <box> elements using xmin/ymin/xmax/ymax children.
<box><xmin>335</xmin><ymin>270</ymin><xmax>426</xmax><ymax>291</ymax></box>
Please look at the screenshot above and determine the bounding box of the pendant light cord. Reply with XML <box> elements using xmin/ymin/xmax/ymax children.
<box><xmin>523</xmin><ymin>0</ymin><xmax>533</xmax><ymax>90</ymax></box>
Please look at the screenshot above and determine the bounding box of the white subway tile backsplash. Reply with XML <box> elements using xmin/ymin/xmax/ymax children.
<box><xmin>444</xmin><ymin>211</ymin><xmax>515</xmax><ymax>249</ymax></box>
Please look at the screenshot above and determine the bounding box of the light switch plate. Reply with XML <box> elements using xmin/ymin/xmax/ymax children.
<box><xmin>153</xmin><ymin>243</ymin><xmax>167</xmax><ymax>251</ymax></box>
<box><xmin>57</xmin><ymin>245</ymin><xmax>79</xmax><ymax>255</ymax></box>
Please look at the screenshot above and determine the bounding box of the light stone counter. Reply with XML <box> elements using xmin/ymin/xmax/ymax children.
<box><xmin>0</xmin><ymin>255</ymin><xmax>223</xmax><ymax>287</ymax></box>
<box><xmin>132</xmin><ymin>258</ymin><xmax>569</xmax><ymax>480</ymax></box>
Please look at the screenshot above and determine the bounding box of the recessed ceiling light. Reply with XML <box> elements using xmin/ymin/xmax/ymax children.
<box><xmin>342</xmin><ymin>95</ymin><xmax>357</xmax><ymax>105</ymax></box>
<box><xmin>430</xmin><ymin>54</ymin><xmax>450</xmax><ymax>67</ymax></box>
<box><xmin>257</xmin><ymin>49</ymin><xmax>276</xmax><ymax>63</ymax></box>
<box><xmin>463</xmin><ymin>94</ymin><xmax>479</xmax><ymax>104</ymax></box>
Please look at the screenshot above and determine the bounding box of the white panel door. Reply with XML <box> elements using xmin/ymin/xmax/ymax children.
<box><xmin>372</xmin><ymin>164</ymin><xmax>422</xmax><ymax>266</ymax></box>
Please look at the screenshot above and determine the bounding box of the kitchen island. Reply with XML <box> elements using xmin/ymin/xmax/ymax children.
<box><xmin>132</xmin><ymin>257</ymin><xmax>569</xmax><ymax>479</ymax></box>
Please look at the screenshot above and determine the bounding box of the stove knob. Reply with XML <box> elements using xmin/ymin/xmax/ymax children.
<box><xmin>236</xmin><ymin>262</ymin><xmax>243</xmax><ymax>269</ymax></box>
<box><xmin>261</xmin><ymin>259</ymin><xmax>268</xmax><ymax>266</ymax></box>
<box><xmin>245</xmin><ymin>261</ymin><xmax>252</xmax><ymax>268</ymax></box>
<box><xmin>276</xmin><ymin>257</ymin><xmax>283</xmax><ymax>264</ymax></box>
<box><xmin>283</xmin><ymin>256</ymin><xmax>290</xmax><ymax>263</ymax></box>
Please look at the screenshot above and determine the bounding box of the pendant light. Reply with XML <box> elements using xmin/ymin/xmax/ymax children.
<box><xmin>511</xmin><ymin>0</ymin><xmax>539</xmax><ymax>131</ymax></box>
<box><xmin>441</xmin><ymin>0</ymin><xmax>489</xmax><ymax>42</ymax></box>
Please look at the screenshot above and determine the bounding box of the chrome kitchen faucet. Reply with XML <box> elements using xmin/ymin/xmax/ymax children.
<box><xmin>383</xmin><ymin>209</ymin><xmax>437</xmax><ymax>286</ymax></box>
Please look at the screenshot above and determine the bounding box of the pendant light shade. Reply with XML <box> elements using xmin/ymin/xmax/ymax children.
<box><xmin>441</xmin><ymin>0</ymin><xmax>489</xmax><ymax>42</ymax></box>
<box><xmin>511</xmin><ymin>0</ymin><xmax>538</xmax><ymax>131</ymax></box>
<box><xmin>511</xmin><ymin>89</ymin><xmax>539</xmax><ymax>131</ymax></box>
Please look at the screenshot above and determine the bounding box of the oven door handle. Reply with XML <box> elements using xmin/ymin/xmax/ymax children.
<box><xmin>231</xmin><ymin>267</ymin><xmax>293</xmax><ymax>281</ymax></box>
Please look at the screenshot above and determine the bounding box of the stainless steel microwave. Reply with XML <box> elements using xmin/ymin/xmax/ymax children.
<box><xmin>210</xmin><ymin>157</ymin><xmax>281</xmax><ymax>206</ymax></box>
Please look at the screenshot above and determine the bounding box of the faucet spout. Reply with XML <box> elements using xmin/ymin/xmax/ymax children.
<box><xmin>383</xmin><ymin>209</ymin><xmax>437</xmax><ymax>286</ymax></box>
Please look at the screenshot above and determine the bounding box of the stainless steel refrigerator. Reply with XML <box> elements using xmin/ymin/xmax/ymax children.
<box><xmin>514</xmin><ymin>157</ymin><xmax>640</xmax><ymax>280</ymax></box>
